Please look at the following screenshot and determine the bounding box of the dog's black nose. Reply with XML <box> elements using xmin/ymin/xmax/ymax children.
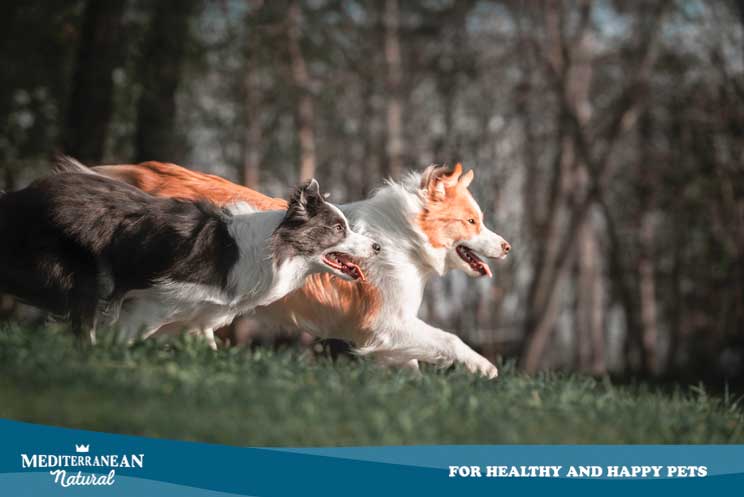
<box><xmin>372</xmin><ymin>242</ymin><xmax>381</xmax><ymax>253</ymax></box>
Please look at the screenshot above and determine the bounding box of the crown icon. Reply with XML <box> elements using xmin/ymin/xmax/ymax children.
<box><xmin>75</xmin><ymin>444</ymin><xmax>90</xmax><ymax>453</ymax></box>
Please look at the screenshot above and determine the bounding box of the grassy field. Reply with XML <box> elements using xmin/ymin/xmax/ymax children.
<box><xmin>1</xmin><ymin>324</ymin><xmax>742</xmax><ymax>446</ymax></box>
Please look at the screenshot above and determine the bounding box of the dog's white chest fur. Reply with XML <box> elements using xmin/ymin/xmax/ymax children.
<box><xmin>114</xmin><ymin>210</ymin><xmax>308</xmax><ymax>345</ymax></box>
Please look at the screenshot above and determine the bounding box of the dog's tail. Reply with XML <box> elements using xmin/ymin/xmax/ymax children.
<box><xmin>53</xmin><ymin>154</ymin><xmax>98</xmax><ymax>176</ymax></box>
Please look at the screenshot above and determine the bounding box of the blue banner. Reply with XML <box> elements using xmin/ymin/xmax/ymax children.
<box><xmin>1</xmin><ymin>418</ymin><xmax>742</xmax><ymax>496</ymax></box>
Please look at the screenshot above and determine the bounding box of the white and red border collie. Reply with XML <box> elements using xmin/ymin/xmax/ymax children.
<box><xmin>0</xmin><ymin>163</ymin><xmax>378</xmax><ymax>346</ymax></box>
<box><xmin>84</xmin><ymin>161</ymin><xmax>511</xmax><ymax>378</ymax></box>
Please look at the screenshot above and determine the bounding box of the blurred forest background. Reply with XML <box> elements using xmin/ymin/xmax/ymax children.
<box><xmin>1</xmin><ymin>0</ymin><xmax>743</xmax><ymax>383</ymax></box>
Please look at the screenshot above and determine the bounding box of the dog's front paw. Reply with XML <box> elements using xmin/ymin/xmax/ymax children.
<box><xmin>465</xmin><ymin>356</ymin><xmax>498</xmax><ymax>379</ymax></box>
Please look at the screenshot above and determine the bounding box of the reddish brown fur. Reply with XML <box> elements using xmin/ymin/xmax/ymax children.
<box><xmin>416</xmin><ymin>164</ymin><xmax>483</xmax><ymax>248</ymax></box>
<box><xmin>94</xmin><ymin>162</ymin><xmax>288</xmax><ymax>211</ymax></box>
<box><xmin>94</xmin><ymin>161</ymin><xmax>382</xmax><ymax>342</ymax></box>
<box><xmin>260</xmin><ymin>275</ymin><xmax>383</xmax><ymax>342</ymax></box>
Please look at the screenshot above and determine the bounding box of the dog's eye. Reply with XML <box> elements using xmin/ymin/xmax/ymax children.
<box><xmin>333</xmin><ymin>223</ymin><xmax>344</xmax><ymax>232</ymax></box>
<box><xmin>467</xmin><ymin>218</ymin><xmax>476</xmax><ymax>224</ymax></box>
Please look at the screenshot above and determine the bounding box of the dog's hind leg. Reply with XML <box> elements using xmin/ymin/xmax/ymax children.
<box><xmin>202</xmin><ymin>327</ymin><xmax>218</xmax><ymax>351</ymax></box>
<box><xmin>69</xmin><ymin>303</ymin><xmax>98</xmax><ymax>346</ymax></box>
<box><xmin>401</xmin><ymin>359</ymin><xmax>420</xmax><ymax>373</ymax></box>
<box><xmin>82</xmin><ymin>312</ymin><xmax>98</xmax><ymax>346</ymax></box>
<box><xmin>116</xmin><ymin>297</ymin><xmax>176</xmax><ymax>345</ymax></box>
<box><xmin>79</xmin><ymin>300</ymin><xmax>100</xmax><ymax>346</ymax></box>
<box><xmin>69</xmin><ymin>273</ymin><xmax>101</xmax><ymax>346</ymax></box>
<box><xmin>370</xmin><ymin>353</ymin><xmax>421</xmax><ymax>375</ymax></box>
<box><xmin>93</xmin><ymin>262</ymin><xmax>120</xmax><ymax>340</ymax></box>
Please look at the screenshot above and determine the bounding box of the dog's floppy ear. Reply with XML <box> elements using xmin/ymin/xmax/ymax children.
<box><xmin>286</xmin><ymin>178</ymin><xmax>324</xmax><ymax>222</ymax></box>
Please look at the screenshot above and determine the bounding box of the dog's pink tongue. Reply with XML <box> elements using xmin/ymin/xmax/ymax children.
<box><xmin>338</xmin><ymin>256</ymin><xmax>366</xmax><ymax>281</ymax></box>
<box><xmin>477</xmin><ymin>261</ymin><xmax>493</xmax><ymax>278</ymax></box>
<box><xmin>349</xmin><ymin>262</ymin><xmax>366</xmax><ymax>281</ymax></box>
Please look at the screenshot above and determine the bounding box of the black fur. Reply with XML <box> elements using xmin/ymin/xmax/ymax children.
<box><xmin>272</xmin><ymin>180</ymin><xmax>348</xmax><ymax>264</ymax></box>
<box><xmin>0</xmin><ymin>172</ymin><xmax>238</xmax><ymax>335</ymax></box>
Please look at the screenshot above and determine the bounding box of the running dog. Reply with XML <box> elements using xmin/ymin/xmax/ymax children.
<box><xmin>0</xmin><ymin>167</ymin><xmax>378</xmax><ymax>346</ymax></box>
<box><xmin>66</xmin><ymin>159</ymin><xmax>510</xmax><ymax>377</ymax></box>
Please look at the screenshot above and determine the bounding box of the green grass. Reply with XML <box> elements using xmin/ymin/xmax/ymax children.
<box><xmin>0</xmin><ymin>324</ymin><xmax>742</xmax><ymax>446</ymax></box>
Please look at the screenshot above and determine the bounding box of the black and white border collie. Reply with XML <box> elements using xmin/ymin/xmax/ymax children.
<box><xmin>0</xmin><ymin>169</ymin><xmax>379</xmax><ymax>346</ymax></box>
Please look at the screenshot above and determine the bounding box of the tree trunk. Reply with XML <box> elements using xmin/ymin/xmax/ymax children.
<box><xmin>523</xmin><ymin>1</ymin><xmax>585</xmax><ymax>372</ymax></box>
<box><xmin>287</xmin><ymin>0</ymin><xmax>316</xmax><ymax>182</ymax></box>
<box><xmin>383</xmin><ymin>0</ymin><xmax>403</xmax><ymax>179</ymax></box>
<box><xmin>600</xmin><ymin>196</ymin><xmax>645</xmax><ymax>372</ymax></box>
<box><xmin>433</xmin><ymin>1</ymin><xmax>472</xmax><ymax>162</ymax></box>
<box><xmin>637</xmin><ymin>215</ymin><xmax>658</xmax><ymax>374</ymax></box>
<box><xmin>571</xmin><ymin>31</ymin><xmax>605</xmax><ymax>374</ymax></box>
<box><xmin>634</xmin><ymin>110</ymin><xmax>659</xmax><ymax>375</ymax></box>
<box><xmin>242</xmin><ymin>65</ymin><xmax>261</xmax><ymax>188</ymax></box>
<box><xmin>523</xmin><ymin>250</ymin><xmax>575</xmax><ymax>371</ymax></box>
<box><xmin>665</xmin><ymin>237</ymin><xmax>683</xmax><ymax>373</ymax></box>
<box><xmin>521</xmin><ymin>1</ymin><xmax>665</xmax><ymax>372</ymax></box>
<box><xmin>576</xmin><ymin>204</ymin><xmax>605</xmax><ymax>374</ymax></box>
<box><xmin>62</xmin><ymin>0</ymin><xmax>127</xmax><ymax>162</ymax></box>
<box><xmin>134</xmin><ymin>0</ymin><xmax>198</xmax><ymax>163</ymax></box>
<box><xmin>516</xmin><ymin>65</ymin><xmax>541</xmax><ymax>241</ymax></box>
<box><xmin>0</xmin><ymin>2</ymin><xmax>22</xmax><ymax>164</ymax></box>
<box><xmin>358</xmin><ymin>75</ymin><xmax>383</xmax><ymax>198</ymax></box>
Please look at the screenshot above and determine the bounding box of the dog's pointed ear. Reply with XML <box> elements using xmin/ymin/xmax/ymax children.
<box><xmin>451</xmin><ymin>162</ymin><xmax>463</xmax><ymax>178</ymax></box>
<box><xmin>441</xmin><ymin>163</ymin><xmax>463</xmax><ymax>188</ymax></box>
<box><xmin>305</xmin><ymin>178</ymin><xmax>321</xmax><ymax>198</ymax></box>
<box><xmin>304</xmin><ymin>179</ymin><xmax>324</xmax><ymax>213</ymax></box>
<box><xmin>458</xmin><ymin>169</ymin><xmax>474</xmax><ymax>188</ymax></box>
<box><xmin>286</xmin><ymin>179</ymin><xmax>324</xmax><ymax>222</ymax></box>
<box><xmin>428</xmin><ymin>176</ymin><xmax>446</xmax><ymax>201</ymax></box>
<box><xmin>421</xmin><ymin>164</ymin><xmax>465</xmax><ymax>201</ymax></box>
<box><xmin>420</xmin><ymin>165</ymin><xmax>445</xmax><ymax>201</ymax></box>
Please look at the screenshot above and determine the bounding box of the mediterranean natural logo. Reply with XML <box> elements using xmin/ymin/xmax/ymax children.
<box><xmin>20</xmin><ymin>443</ymin><xmax>144</xmax><ymax>487</ymax></box>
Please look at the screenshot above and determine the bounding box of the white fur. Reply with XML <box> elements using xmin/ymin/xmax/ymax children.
<box><xmin>116</xmin><ymin>208</ymin><xmax>377</xmax><ymax>348</ymax></box>
<box><xmin>255</xmin><ymin>172</ymin><xmax>508</xmax><ymax>379</ymax></box>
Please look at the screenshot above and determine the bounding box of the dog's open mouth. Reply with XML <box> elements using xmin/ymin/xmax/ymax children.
<box><xmin>323</xmin><ymin>252</ymin><xmax>366</xmax><ymax>281</ymax></box>
<box><xmin>456</xmin><ymin>245</ymin><xmax>492</xmax><ymax>278</ymax></box>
